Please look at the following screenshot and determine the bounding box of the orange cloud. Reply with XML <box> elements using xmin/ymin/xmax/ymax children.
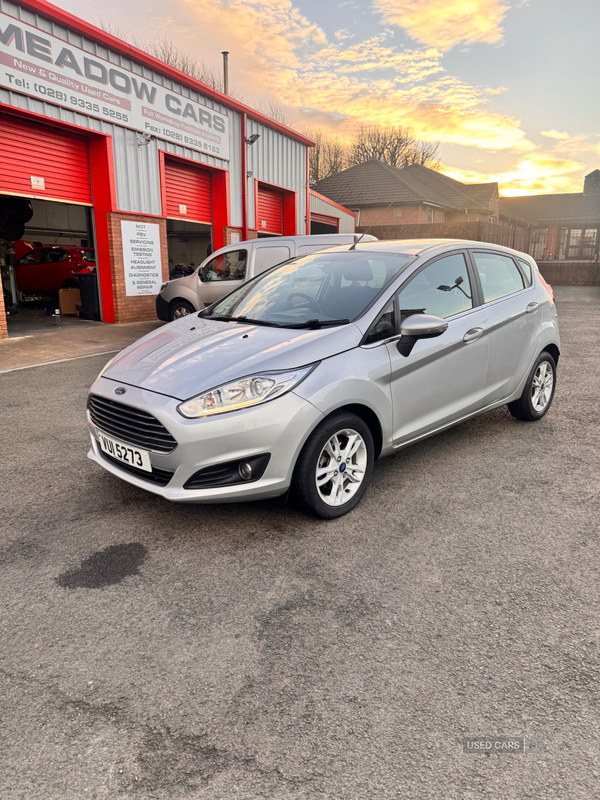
<box><xmin>443</xmin><ymin>155</ymin><xmax>586</xmax><ymax>195</ymax></box>
<box><xmin>375</xmin><ymin>0</ymin><xmax>508</xmax><ymax>51</ymax></box>
<box><xmin>171</xmin><ymin>0</ymin><xmax>531</xmax><ymax>153</ymax></box>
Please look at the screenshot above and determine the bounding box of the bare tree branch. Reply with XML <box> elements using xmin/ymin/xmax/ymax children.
<box><xmin>98</xmin><ymin>20</ymin><xmax>238</xmax><ymax>97</ymax></box>
<box><xmin>347</xmin><ymin>125</ymin><xmax>440</xmax><ymax>170</ymax></box>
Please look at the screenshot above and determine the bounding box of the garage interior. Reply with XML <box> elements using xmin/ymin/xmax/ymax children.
<box><xmin>0</xmin><ymin>112</ymin><xmax>102</xmax><ymax>337</ymax></box>
<box><xmin>0</xmin><ymin>196</ymin><xmax>99</xmax><ymax>336</ymax></box>
<box><xmin>166</xmin><ymin>220</ymin><xmax>212</xmax><ymax>278</ymax></box>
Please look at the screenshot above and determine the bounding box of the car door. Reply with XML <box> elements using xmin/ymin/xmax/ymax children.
<box><xmin>15</xmin><ymin>249</ymin><xmax>46</xmax><ymax>294</ymax></box>
<box><xmin>197</xmin><ymin>248</ymin><xmax>249</xmax><ymax>306</ymax></box>
<box><xmin>385</xmin><ymin>251</ymin><xmax>490</xmax><ymax>446</ymax></box>
<box><xmin>468</xmin><ymin>250</ymin><xmax>541</xmax><ymax>404</ymax></box>
<box><xmin>252</xmin><ymin>244</ymin><xmax>291</xmax><ymax>277</ymax></box>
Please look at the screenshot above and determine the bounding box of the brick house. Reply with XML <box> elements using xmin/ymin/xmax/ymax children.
<box><xmin>317</xmin><ymin>160</ymin><xmax>506</xmax><ymax>221</ymax></box>
<box><xmin>499</xmin><ymin>171</ymin><xmax>600</xmax><ymax>285</ymax></box>
<box><xmin>316</xmin><ymin>161</ymin><xmax>600</xmax><ymax>284</ymax></box>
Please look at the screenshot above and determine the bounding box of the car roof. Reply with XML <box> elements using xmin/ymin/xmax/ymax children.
<box><xmin>319</xmin><ymin>238</ymin><xmax>529</xmax><ymax>259</ymax></box>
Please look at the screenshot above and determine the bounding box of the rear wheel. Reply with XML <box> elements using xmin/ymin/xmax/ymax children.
<box><xmin>169</xmin><ymin>299</ymin><xmax>196</xmax><ymax>321</ymax></box>
<box><xmin>508</xmin><ymin>351</ymin><xmax>556</xmax><ymax>421</ymax></box>
<box><xmin>294</xmin><ymin>411</ymin><xmax>374</xmax><ymax>519</ymax></box>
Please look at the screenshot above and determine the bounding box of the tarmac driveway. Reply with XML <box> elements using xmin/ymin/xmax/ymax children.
<box><xmin>1</xmin><ymin>291</ymin><xmax>599</xmax><ymax>799</ymax></box>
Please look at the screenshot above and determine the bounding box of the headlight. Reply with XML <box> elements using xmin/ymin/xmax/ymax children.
<box><xmin>177</xmin><ymin>365</ymin><xmax>317</xmax><ymax>418</ymax></box>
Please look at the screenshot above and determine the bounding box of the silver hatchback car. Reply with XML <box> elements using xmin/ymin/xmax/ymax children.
<box><xmin>87</xmin><ymin>239</ymin><xmax>560</xmax><ymax>518</ymax></box>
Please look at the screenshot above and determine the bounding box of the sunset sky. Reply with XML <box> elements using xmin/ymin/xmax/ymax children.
<box><xmin>58</xmin><ymin>0</ymin><xmax>599</xmax><ymax>196</ymax></box>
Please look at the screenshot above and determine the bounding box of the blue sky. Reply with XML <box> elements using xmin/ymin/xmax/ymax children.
<box><xmin>57</xmin><ymin>0</ymin><xmax>600</xmax><ymax>194</ymax></box>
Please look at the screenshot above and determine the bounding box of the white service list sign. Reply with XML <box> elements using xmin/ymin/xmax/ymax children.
<box><xmin>121</xmin><ymin>221</ymin><xmax>163</xmax><ymax>296</ymax></box>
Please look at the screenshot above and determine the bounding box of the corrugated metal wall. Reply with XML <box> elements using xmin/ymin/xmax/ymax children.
<box><xmin>0</xmin><ymin>0</ymin><xmax>244</xmax><ymax>224</ymax></box>
<box><xmin>246</xmin><ymin>118</ymin><xmax>307</xmax><ymax>234</ymax></box>
<box><xmin>309</xmin><ymin>193</ymin><xmax>356</xmax><ymax>234</ymax></box>
<box><xmin>0</xmin><ymin>1</ymin><xmax>307</xmax><ymax>231</ymax></box>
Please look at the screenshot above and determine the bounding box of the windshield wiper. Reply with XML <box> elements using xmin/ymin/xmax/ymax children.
<box><xmin>203</xmin><ymin>314</ymin><xmax>283</xmax><ymax>327</ymax></box>
<box><xmin>284</xmin><ymin>318</ymin><xmax>350</xmax><ymax>329</ymax></box>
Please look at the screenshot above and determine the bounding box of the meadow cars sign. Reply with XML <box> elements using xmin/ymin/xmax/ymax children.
<box><xmin>0</xmin><ymin>12</ymin><xmax>230</xmax><ymax>160</ymax></box>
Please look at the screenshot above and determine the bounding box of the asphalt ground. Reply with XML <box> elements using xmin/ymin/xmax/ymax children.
<box><xmin>1</xmin><ymin>293</ymin><xmax>599</xmax><ymax>799</ymax></box>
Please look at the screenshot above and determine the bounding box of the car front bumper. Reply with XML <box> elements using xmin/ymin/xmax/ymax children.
<box><xmin>87</xmin><ymin>377</ymin><xmax>324</xmax><ymax>503</ymax></box>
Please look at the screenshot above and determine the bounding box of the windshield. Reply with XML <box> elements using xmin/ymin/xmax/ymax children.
<box><xmin>206</xmin><ymin>251</ymin><xmax>412</xmax><ymax>327</ymax></box>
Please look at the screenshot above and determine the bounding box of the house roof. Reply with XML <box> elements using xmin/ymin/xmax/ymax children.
<box><xmin>314</xmin><ymin>161</ymin><xmax>497</xmax><ymax>213</ymax></box>
<box><xmin>499</xmin><ymin>194</ymin><xmax>600</xmax><ymax>225</ymax></box>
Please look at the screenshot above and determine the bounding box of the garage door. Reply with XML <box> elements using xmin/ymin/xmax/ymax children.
<box><xmin>164</xmin><ymin>158</ymin><xmax>212</xmax><ymax>223</ymax></box>
<box><xmin>310</xmin><ymin>212</ymin><xmax>339</xmax><ymax>231</ymax></box>
<box><xmin>256</xmin><ymin>185</ymin><xmax>283</xmax><ymax>235</ymax></box>
<box><xmin>0</xmin><ymin>113</ymin><xmax>92</xmax><ymax>205</ymax></box>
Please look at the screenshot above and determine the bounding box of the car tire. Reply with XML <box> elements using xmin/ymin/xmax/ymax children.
<box><xmin>508</xmin><ymin>350</ymin><xmax>557</xmax><ymax>421</ymax></box>
<box><xmin>294</xmin><ymin>411</ymin><xmax>375</xmax><ymax>519</ymax></box>
<box><xmin>168</xmin><ymin>299</ymin><xmax>196</xmax><ymax>321</ymax></box>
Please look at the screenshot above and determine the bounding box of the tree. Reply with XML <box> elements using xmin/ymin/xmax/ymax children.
<box><xmin>347</xmin><ymin>125</ymin><xmax>440</xmax><ymax>170</ymax></box>
<box><xmin>304</xmin><ymin>127</ymin><xmax>348</xmax><ymax>183</ymax></box>
<box><xmin>98</xmin><ymin>21</ymin><xmax>234</xmax><ymax>95</ymax></box>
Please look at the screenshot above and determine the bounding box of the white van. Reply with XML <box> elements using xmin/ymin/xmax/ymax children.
<box><xmin>155</xmin><ymin>233</ymin><xmax>377</xmax><ymax>321</ymax></box>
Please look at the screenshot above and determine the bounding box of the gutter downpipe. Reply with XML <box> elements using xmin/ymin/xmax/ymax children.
<box><xmin>241</xmin><ymin>112</ymin><xmax>248</xmax><ymax>241</ymax></box>
<box><xmin>306</xmin><ymin>148</ymin><xmax>310</xmax><ymax>234</ymax></box>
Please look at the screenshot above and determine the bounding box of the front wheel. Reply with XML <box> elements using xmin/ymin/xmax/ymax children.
<box><xmin>168</xmin><ymin>299</ymin><xmax>196</xmax><ymax>321</ymax></box>
<box><xmin>294</xmin><ymin>411</ymin><xmax>374</xmax><ymax>519</ymax></box>
<box><xmin>508</xmin><ymin>351</ymin><xmax>557</xmax><ymax>421</ymax></box>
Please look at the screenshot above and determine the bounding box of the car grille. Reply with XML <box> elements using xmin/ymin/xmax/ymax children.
<box><xmin>88</xmin><ymin>394</ymin><xmax>177</xmax><ymax>453</ymax></box>
<box><xmin>99</xmin><ymin>449</ymin><xmax>174</xmax><ymax>487</ymax></box>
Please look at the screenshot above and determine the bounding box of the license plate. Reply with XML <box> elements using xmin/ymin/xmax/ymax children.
<box><xmin>97</xmin><ymin>432</ymin><xmax>152</xmax><ymax>472</ymax></box>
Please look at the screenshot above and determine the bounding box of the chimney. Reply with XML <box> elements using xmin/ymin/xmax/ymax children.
<box><xmin>221</xmin><ymin>51</ymin><xmax>229</xmax><ymax>96</ymax></box>
<box><xmin>583</xmin><ymin>170</ymin><xmax>600</xmax><ymax>196</ymax></box>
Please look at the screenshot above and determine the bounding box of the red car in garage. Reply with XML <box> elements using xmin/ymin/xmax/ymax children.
<box><xmin>15</xmin><ymin>246</ymin><xmax>96</xmax><ymax>296</ymax></box>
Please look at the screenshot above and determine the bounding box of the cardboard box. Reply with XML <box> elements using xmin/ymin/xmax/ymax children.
<box><xmin>58</xmin><ymin>287</ymin><xmax>81</xmax><ymax>315</ymax></box>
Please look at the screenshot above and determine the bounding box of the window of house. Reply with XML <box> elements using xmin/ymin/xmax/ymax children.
<box><xmin>427</xmin><ymin>207</ymin><xmax>434</xmax><ymax>224</ymax></box>
<box><xmin>472</xmin><ymin>252</ymin><xmax>524</xmax><ymax>302</ymax></box>
<box><xmin>488</xmin><ymin>216</ymin><xmax>496</xmax><ymax>225</ymax></box>
<box><xmin>557</xmin><ymin>227</ymin><xmax>598</xmax><ymax>260</ymax></box>
<box><xmin>397</xmin><ymin>253</ymin><xmax>473</xmax><ymax>321</ymax></box>
<box><xmin>529</xmin><ymin>228</ymin><xmax>548</xmax><ymax>261</ymax></box>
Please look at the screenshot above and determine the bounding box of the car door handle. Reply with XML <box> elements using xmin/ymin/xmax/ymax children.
<box><xmin>526</xmin><ymin>302</ymin><xmax>540</xmax><ymax>313</ymax></box>
<box><xmin>463</xmin><ymin>327</ymin><xmax>484</xmax><ymax>343</ymax></box>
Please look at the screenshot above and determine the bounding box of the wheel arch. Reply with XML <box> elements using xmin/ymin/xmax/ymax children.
<box><xmin>323</xmin><ymin>403</ymin><xmax>384</xmax><ymax>459</ymax></box>
<box><xmin>542</xmin><ymin>343</ymin><xmax>560</xmax><ymax>365</ymax></box>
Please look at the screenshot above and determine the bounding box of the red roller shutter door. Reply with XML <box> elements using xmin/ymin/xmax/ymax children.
<box><xmin>310</xmin><ymin>212</ymin><xmax>339</xmax><ymax>231</ymax></box>
<box><xmin>257</xmin><ymin>186</ymin><xmax>283</xmax><ymax>234</ymax></box>
<box><xmin>0</xmin><ymin>113</ymin><xmax>92</xmax><ymax>205</ymax></box>
<box><xmin>164</xmin><ymin>158</ymin><xmax>212</xmax><ymax>223</ymax></box>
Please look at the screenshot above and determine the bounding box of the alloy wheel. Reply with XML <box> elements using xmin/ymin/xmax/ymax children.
<box><xmin>173</xmin><ymin>306</ymin><xmax>191</xmax><ymax>319</ymax></box>
<box><xmin>315</xmin><ymin>428</ymin><xmax>367</xmax><ymax>507</ymax></box>
<box><xmin>531</xmin><ymin>360</ymin><xmax>554</xmax><ymax>411</ymax></box>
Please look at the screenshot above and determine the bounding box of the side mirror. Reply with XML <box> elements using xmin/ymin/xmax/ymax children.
<box><xmin>397</xmin><ymin>314</ymin><xmax>448</xmax><ymax>357</ymax></box>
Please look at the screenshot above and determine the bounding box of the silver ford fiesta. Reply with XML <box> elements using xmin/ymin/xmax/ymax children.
<box><xmin>87</xmin><ymin>239</ymin><xmax>560</xmax><ymax>518</ymax></box>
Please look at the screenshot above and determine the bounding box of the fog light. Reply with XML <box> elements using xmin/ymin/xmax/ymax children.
<box><xmin>238</xmin><ymin>462</ymin><xmax>253</xmax><ymax>481</ymax></box>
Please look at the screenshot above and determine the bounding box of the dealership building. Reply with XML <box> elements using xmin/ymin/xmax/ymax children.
<box><xmin>0</xmin><ymin>0</ymin><xmax>355</xmax><ymax>338</ymax></box>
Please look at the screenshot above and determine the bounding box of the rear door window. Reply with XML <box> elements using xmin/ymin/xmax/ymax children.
<box><xmin>254</xmin><ymin>245</ymin><xmax>291</xmax><ymax>275</ymax></box>
<box><xmin>472</xmin><ymin>252</ymin><xmax>525</xmax><ymax>302</ymax></box>
<box><xmin>18</xmin><ymin>250</ymin><xmax>45</xmax><ymax>265</ymax></box>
